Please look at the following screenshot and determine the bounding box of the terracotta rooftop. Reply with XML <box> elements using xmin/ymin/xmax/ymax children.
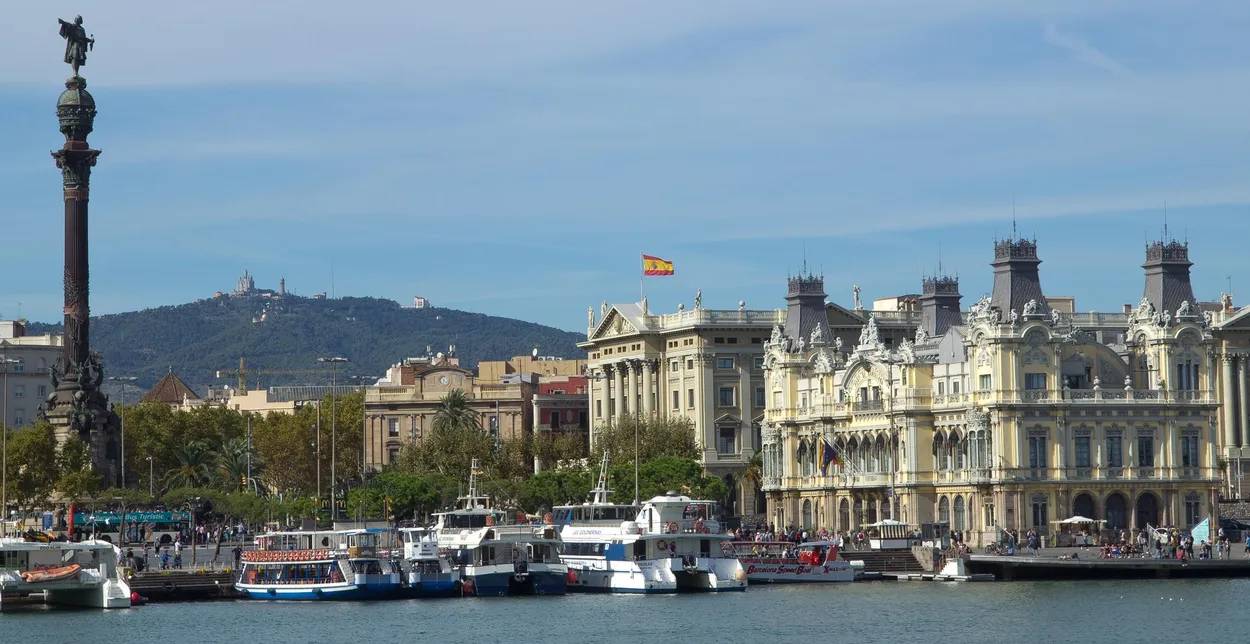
<box><xmin>141</xmin><ymin>370</ymin><xmax>201</xmax><ymax>404</ymax></box>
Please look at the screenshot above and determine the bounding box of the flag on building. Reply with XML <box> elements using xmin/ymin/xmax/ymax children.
<box><xmin>642</xmin><ymin>254</ymin><xmax>675</xmax><ymax>276</ymax></box>
<box><xmin>819</xmin><ymin>437</ymin><xmax>842</xmax><ymax>475</ymax></box>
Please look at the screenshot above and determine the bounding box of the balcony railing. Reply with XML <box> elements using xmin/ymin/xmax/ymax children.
<box><xmin>852</xmin><ymin>400</ymin><xmax>884</xmax><ymax>413</ymax></box>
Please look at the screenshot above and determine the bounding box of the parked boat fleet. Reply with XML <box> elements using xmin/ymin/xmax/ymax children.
<box><xmin>235</xmin><ymin>460</ymin><xmax>853</xmax><ymax>601</ymax></box>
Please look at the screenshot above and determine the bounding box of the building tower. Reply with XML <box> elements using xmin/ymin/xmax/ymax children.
<box><xmin>1142</xmin><ymin>239</ymin><xmax>1197</xmax><ymax>314</ymax></box>
<box><xmin>784</xmin><ymin>272</ymin><xmax>831</xmax><ymax>342</ymax></box>
<box><xmin>42</xmin><ymin>17</ymin><xmax>120</xmax><ymax>484</ymax></box>
<box><xmin>989</xmin><ymin>236</ymin><xmax>1049</xmax><ymax>319</ymax></box>
<box><xmin>919</xmin><ymin>275</ymin><xmax>962</xmax><ymax>338</ymax></box>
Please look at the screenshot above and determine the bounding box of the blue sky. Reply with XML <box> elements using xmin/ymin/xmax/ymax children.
<box><xmin>3</xmin><ymin>2</ymin><xmax>1250</xmax><ymax>332</ymax></box>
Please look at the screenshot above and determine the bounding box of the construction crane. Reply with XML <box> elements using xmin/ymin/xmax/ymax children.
<box><xmin>215</xmin><ymin>356</ymin><xmax>329</xmax><ymax>391</ymax></box>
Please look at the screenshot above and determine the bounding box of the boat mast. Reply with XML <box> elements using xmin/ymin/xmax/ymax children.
<box><xmin>590</xmin><ymin>454</ymin><xmax>611</xmax><ymax>505</ymax></box>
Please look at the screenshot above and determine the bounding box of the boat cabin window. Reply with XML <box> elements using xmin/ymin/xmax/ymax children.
<box><xmin>633</xmin><ymin>540</ymin><xmax>646</xmax><ymax>560</ymax></box>
<box><xmin>349</xmin><ymin>559</ymin><xmax>383</xmax><ymax>575</ymax></box>
<box><xmin>553</xmin><ymin>508</ymin><xmax>573</xmax><ymax>524</ymax></box>
<box><xmin>700</xmin><ymin>540</ymin><xmax>710</xmax><ymax>556</ymax></box>
<box><xmin>445</xmin><ymin>513</ymin><xmax>492</xmax><ymax>529</ymax></box>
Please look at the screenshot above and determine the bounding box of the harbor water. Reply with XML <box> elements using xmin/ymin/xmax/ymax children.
<box><xmin>4</xmin><ymin>579</ymin><xmax>1250</xmax><ymax>643</ymax></box>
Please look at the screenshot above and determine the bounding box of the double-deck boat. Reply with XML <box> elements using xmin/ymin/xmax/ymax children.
<box><xmin>557</xmin><ymin>459</ymin><xmax>747</xmax><ymax>593</ymax></box>
<box><xmin>236</xmin><ymin>529</ymin><xmax>402</xmax><ymax>600</ymax></box>
<box><xmin>0</xmin><ymin>539</ymin><xmax>132</xmax><ymax>609</ymax></box>
<box><xmin>398</xmin><ymin>527</ymin><xmax>460</xmax><ymax>597</ymax></box>
<box><xmin>434</xmin><ymin>460</ymin><xmax>566</xmax><ymax>596</ymax></box>
<box><xmin>732</xmin><ymin>541</ymin><xmax>854</xmax><ymax>583</ymax></box>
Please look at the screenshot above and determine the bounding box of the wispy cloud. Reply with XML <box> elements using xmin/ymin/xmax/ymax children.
<box><xmin>1042</xmin><ymin>23</ymin><xmax>1129</xmax><ymax>75</ymax></box>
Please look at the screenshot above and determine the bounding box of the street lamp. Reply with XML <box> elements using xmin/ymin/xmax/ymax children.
<box><xmin>108</xmin><ymin>376</ymin><xmax>137</xmax><ymax>488</ymax></box>
<box><xmin>1</xmin><ymin>355</ymin><xmax>21</xmax><ymax>533</ymax></box>
<box><xmin>145</xmin><ymin>455</ymin><xmax>154</xmax><ymax>498</ymax></box>
<box><xmin>317</xmin><ymin>357</ymin><xmax>349</xmax><ymax>520</ymax></box>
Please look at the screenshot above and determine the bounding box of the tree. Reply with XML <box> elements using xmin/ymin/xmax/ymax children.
<box><xmin>593</xmin><ymin>416</ymin><xmax>699</xmax><ymax>464</ymax></box>
<box><xmin>433</xmin><ymin>389</ymin><xmax>478</xmax><ymax>433</ymax></box>
<box><xmin>4</xmin><ymin>423</ymin><xmax>59</xmax><ymax>512</ymax></box>
<box><xmin>163</xmin><ymin>440</ymin><xmax>214</xmax><ymax>490</ymax></box>
<box><xmin>56</xmin><ymin>436</ymin><xmax>101</xmax><ymax>503</ymax></box>
<box><xmin>216</xmin><ymin>436</ymin><xmax>255</xmax><ymax>492</ymax></box>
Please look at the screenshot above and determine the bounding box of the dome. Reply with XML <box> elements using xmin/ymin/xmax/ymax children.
<box><xmin>57</xmin><ymin>76</ymin><xmax>96</xmax><ymax>109</ymax></box>
<box><xmin>56</xmin><ymin>76</ymin><xmax>96</xmax><ymax>142</ymax></box>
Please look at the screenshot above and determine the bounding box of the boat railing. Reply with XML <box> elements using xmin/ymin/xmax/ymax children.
<box><xmin>650</xmin><ymin>518</ymin><xmax>723</xmax><ymax>535</ymax></box>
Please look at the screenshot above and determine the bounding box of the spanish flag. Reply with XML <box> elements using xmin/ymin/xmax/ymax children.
<box><xmin>642</xmin><ymin>254</ymin><xmax>675</xmax><ymax>276</ymax></box>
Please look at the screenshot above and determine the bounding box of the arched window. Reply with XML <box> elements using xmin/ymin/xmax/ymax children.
<box><xmin>797</xmin><ymin>441</ymin><xmax>809</xmax><ymax>477</ymax></box>
<box><xmin>839</xmin><ymin>499</ymin><xmax>850</xmax><ymax>531</ymax></box>
<box><xmin>801</xmin><ymin>500</ymin><xmax>813</xmax><ymax>530</ymax></box>
<box><xmin>938</xmin><ymin>496</ymin><xmax>950</xmax><ymax>524</ymax></box>
<box><xmin>953</xmin><ymin>496</ymin><xmax>966</xmax><ymax>531</ymax></box>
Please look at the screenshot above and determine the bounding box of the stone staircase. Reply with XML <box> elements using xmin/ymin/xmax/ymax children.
<box><xmin>840</xmin><ymin>549</ymin><xmax>925</xmax><ymax>573</ymax></box>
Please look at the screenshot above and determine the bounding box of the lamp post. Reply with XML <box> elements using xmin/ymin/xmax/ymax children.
<box><xmin>145</xmin><ymin>455</ymin><xmax>154</xmax><ymax>498</ymax></box>
<box><xmin>318</xmin><ymin>357</ymin><xmax>349</xmax><ymax>520</ymax></box>
<box><xmin>1</xmin><ymin>356</ymin><xmax>21</xmax><ymax>532</ymax></box>
<box><xmin>108</xmin><ymin>376</ymin><xmax>137</xmax><ymax>488</ymax></box>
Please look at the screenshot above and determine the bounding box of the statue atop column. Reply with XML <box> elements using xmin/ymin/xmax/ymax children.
<box><xmin>58</xmin><ymin>16</ymin><xmax>94</xmax><ymax>77</ymax></box>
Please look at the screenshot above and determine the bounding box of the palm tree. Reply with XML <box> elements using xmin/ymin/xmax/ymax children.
<box><xmin>433</xmin><ymin>389</ymin><xmax>479</xmax><ymax>433</ymax></box>
<box><xmin>163</xmin><ymin>441</ymin><xmax>213</xmax><ymax>490</ymax></box>
<box><xmin>217</xmin><ymin>437</ymin><xmax>256</xmax><ymax>492</ymax></box>
<box><xmin>735</xmin><ymin>452</ymin><xmax>765</xmax><ymax>517</ymax></box>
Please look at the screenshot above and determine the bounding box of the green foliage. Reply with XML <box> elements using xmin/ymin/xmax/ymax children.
<box><xmin>345</xmin><ymin>470</ymin><xmax>460</xmax><ymax>523</ymax></box>
<box><xmin>55</xmin><ymin>435</ymin><xmax>100</xmax><ymax>502</ymax></box>
<box><xmin>592</xmin><ymin>416</ymin><xmax>699</xmax><ymax>463</ymax></box>
<box><xmin>4</xmin><ymin>423</ymin><xmax>60</xmax><ymax>511</ymax></box>
<box><xmin>516</xmin><ymin>467</ymin><xmax>593</xmax><ymax>512</ymax></box>
<box><xmin>28</xmin><ymin>295</ymin><xmax>584</xmax><ymax>392</ymax></box>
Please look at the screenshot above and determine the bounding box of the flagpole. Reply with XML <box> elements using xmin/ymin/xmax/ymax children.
<box><xmin>639</xmin><ymin>253</ymin><xmax>645</xmax><ymax>304</ymax></box>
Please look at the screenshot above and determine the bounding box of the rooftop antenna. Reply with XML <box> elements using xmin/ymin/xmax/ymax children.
<box><xmin>1012</xmin><ymin>195</ymin><xmax>1017</xmax><ymax>238</ymax></box>
<box><xmin>802</xmin><ymin>241</ymin><xmax>808</xmax><ymax>275</ymax></box>
<box><xmin>937</xmin><ymin>241</ymin><xmax>943</xmax><ymax>276</ymax></box>
<box><xmin>1163</xmin><ymin>202</ymin><xmax>1169</xmax><ymax>240</ymax></box>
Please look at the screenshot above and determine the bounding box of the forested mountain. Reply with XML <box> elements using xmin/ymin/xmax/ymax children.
<box><xmin>27</xmin><ymin>295</ymin><xmax>583</xmax><ymax>391</ymax></box>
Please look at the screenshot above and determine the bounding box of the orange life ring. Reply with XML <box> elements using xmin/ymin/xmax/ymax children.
<box><xmin>485</xmin><ymin>515</ymin><xmax>495</xmax><ymax>527</ymax></box>
<box><xmin>694</xmin><ymin>519</ymin><xmax>706</xmax><ymax>533</ymax></box>
<box><xmin>666</xmin><ymin>521</ymin><xmax>679</xmax><ymax>534</ymax></box>
<box><xmin>656</xmin><ymin>539</ymin><xmax>668</xmax><ymax>551</ymax></box>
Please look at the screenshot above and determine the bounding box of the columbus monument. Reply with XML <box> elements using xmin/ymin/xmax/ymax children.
<box><xmin>40</xmin><ymin>15</ymin><xmax>120</xmax><ymax>485</ymax></box>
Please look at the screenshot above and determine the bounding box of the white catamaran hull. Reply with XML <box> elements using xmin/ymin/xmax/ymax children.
<box><xmin>667</xmin><ymin>557</ymin><xmax>747</xmax><ymax>592</ymax></box>
<box><xmin>564</xmin><ymin>558</ymin><xmax>677</xmax><ymax>593</ymax></box>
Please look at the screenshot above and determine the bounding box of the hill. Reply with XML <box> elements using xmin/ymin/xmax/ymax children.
<box><xmin>27</xmin><ymin>295</ymin><xmax>584</xmax><ymax>391</ymax></box>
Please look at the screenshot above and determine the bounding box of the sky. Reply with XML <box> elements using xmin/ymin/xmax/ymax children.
<box><xmin>3</xmin><ymin>1</ymin><xmax>1250</xmax><ymax>333</ymax></box>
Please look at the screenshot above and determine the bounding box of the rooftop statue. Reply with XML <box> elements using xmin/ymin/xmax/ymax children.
<box><xmin>58</xmin><ymin>15</ymin><xmax>94</xmax><ymax>76</ymax></box>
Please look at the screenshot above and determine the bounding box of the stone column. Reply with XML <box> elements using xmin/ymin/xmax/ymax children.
<box><xmin>1240</xmin><ymin>356</ymin><xmax>1249</xmax><ymax>449</ymax></box>
<box><xmin>612</xmin><ymin>363</ymin><xmax>624</xmax><ymax>419</ymax></box>
<box><xmin>641</xmin><ymin>360</ymin><xmax>654</xmax><ymax>417</ymax></box>
<box><xmin>1224</xmin><ymin>355</ymin><xmax>1238</xmax><ymax>449</ymax></box>
<box><xmin>597</xmin><ymin>368</ymin><xmax>610</xmax><ymax>422</ymax></box>
<box><xmin>625</xmin><ymin>360</ymin><xmax>638</xmax><ymax>416</ymax></box>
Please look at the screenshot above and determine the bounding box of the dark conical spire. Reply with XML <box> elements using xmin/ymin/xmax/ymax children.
<box><xmin>1143</xmin><ymin>238</ymin><xmax>1196</xmax><ymax>314</ymax></box>
<box><xmin>990</xmin><ymin>236</ymin><xmax>1048</xmax><ymax>319</ymax></box>
<box><xmin>920</xmin><ymin>274</ymin><xmax>961</xmax><ymax>338</ymax></box>
<box><xmin>784</xmin><ymin>272</ymin><xmax>829</xmax><ymax>342</ymax></box>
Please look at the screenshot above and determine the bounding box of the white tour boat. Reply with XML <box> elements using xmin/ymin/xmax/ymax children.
<box><xmin>558</xmin><ymin>460</ymin><xmax>747</xmax><ymax>593</ymax></box>
<box><xmin>732</xmin><ymin>541</ymin><xmax>854</xmax><ymax>583</ymax></box>
<box><xmin>0</xmin><ymin>538</ymin><xmax>131</xmax><ymax>609</ymax></box>
<box><xmin>235</xmin><ymin>529</ymin><xmax>402</xmax><ymax>600</ymax></box>
<box><xmin>398</xmin><ymin>527</ymin><xmax>460</xmax><ymax>597</ymax></box>
<box><xmin>433</xmin><ymin>460</ymin><xmax>566</xmax><ymax>596</ymax></box>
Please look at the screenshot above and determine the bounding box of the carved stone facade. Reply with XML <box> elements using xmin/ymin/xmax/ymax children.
<box><xmin>761</xmin><ymin>238</ymin><xmax>1224</xmax><ymax>543</ymax></box>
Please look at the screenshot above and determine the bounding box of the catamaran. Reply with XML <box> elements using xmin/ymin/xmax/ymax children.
<box><xmin>398</xmin><ymin>527</ymin><xmax>460</xmax><ymax>597</ymax></box>
<box><xmin>235</xmin><ymin>529</ymin><xmax>402</xmax><ymax>600</ymax></box>
<box><xmin>0</xmin><ymin>538</ymin><xmax>132</xmax><ymax>609</ymax></box>
<box><xmin>557</xmin><ymin>458</ymin><xmax>747</xmax><ymax>593</ymax></box>
<box><xmin>433</xmin><ymin>460</ymin><xmax>566</xmax><ymax>596</ymax></box>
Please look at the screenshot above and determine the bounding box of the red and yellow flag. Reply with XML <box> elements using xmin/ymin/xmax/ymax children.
<box><xmin>642</xmin><ymin>254</ymin><xmax>674</xmax><ymax>276</ymax></box>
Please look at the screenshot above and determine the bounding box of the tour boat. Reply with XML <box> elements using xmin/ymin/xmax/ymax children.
<box><xmin>398</xmin><ymin>527</ymin><xmax>460</xmax><ymax>597</ymax></box>
<box><xmin>557</xmin><ymin>460</ymin><xmax>747</xmax><ymax>593</ymax></box>
<box><xmin>433</xmin><ymin>460</ymin><xmax>566</xmax><ymax>596</ymax></box>
<box><xmin>0</xmin><ymin>538</ymin><xmax>132</xmax><ymax>609</ymax></box>
<box><xmin>731</xmin><ymin>541</ymin><xmax>854</xmax><ymax>583</ymax></box>
<box><xmin>235</xmin><ymin>529</ymin><xmax>402</xmax><ymax>600</ymax></box>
